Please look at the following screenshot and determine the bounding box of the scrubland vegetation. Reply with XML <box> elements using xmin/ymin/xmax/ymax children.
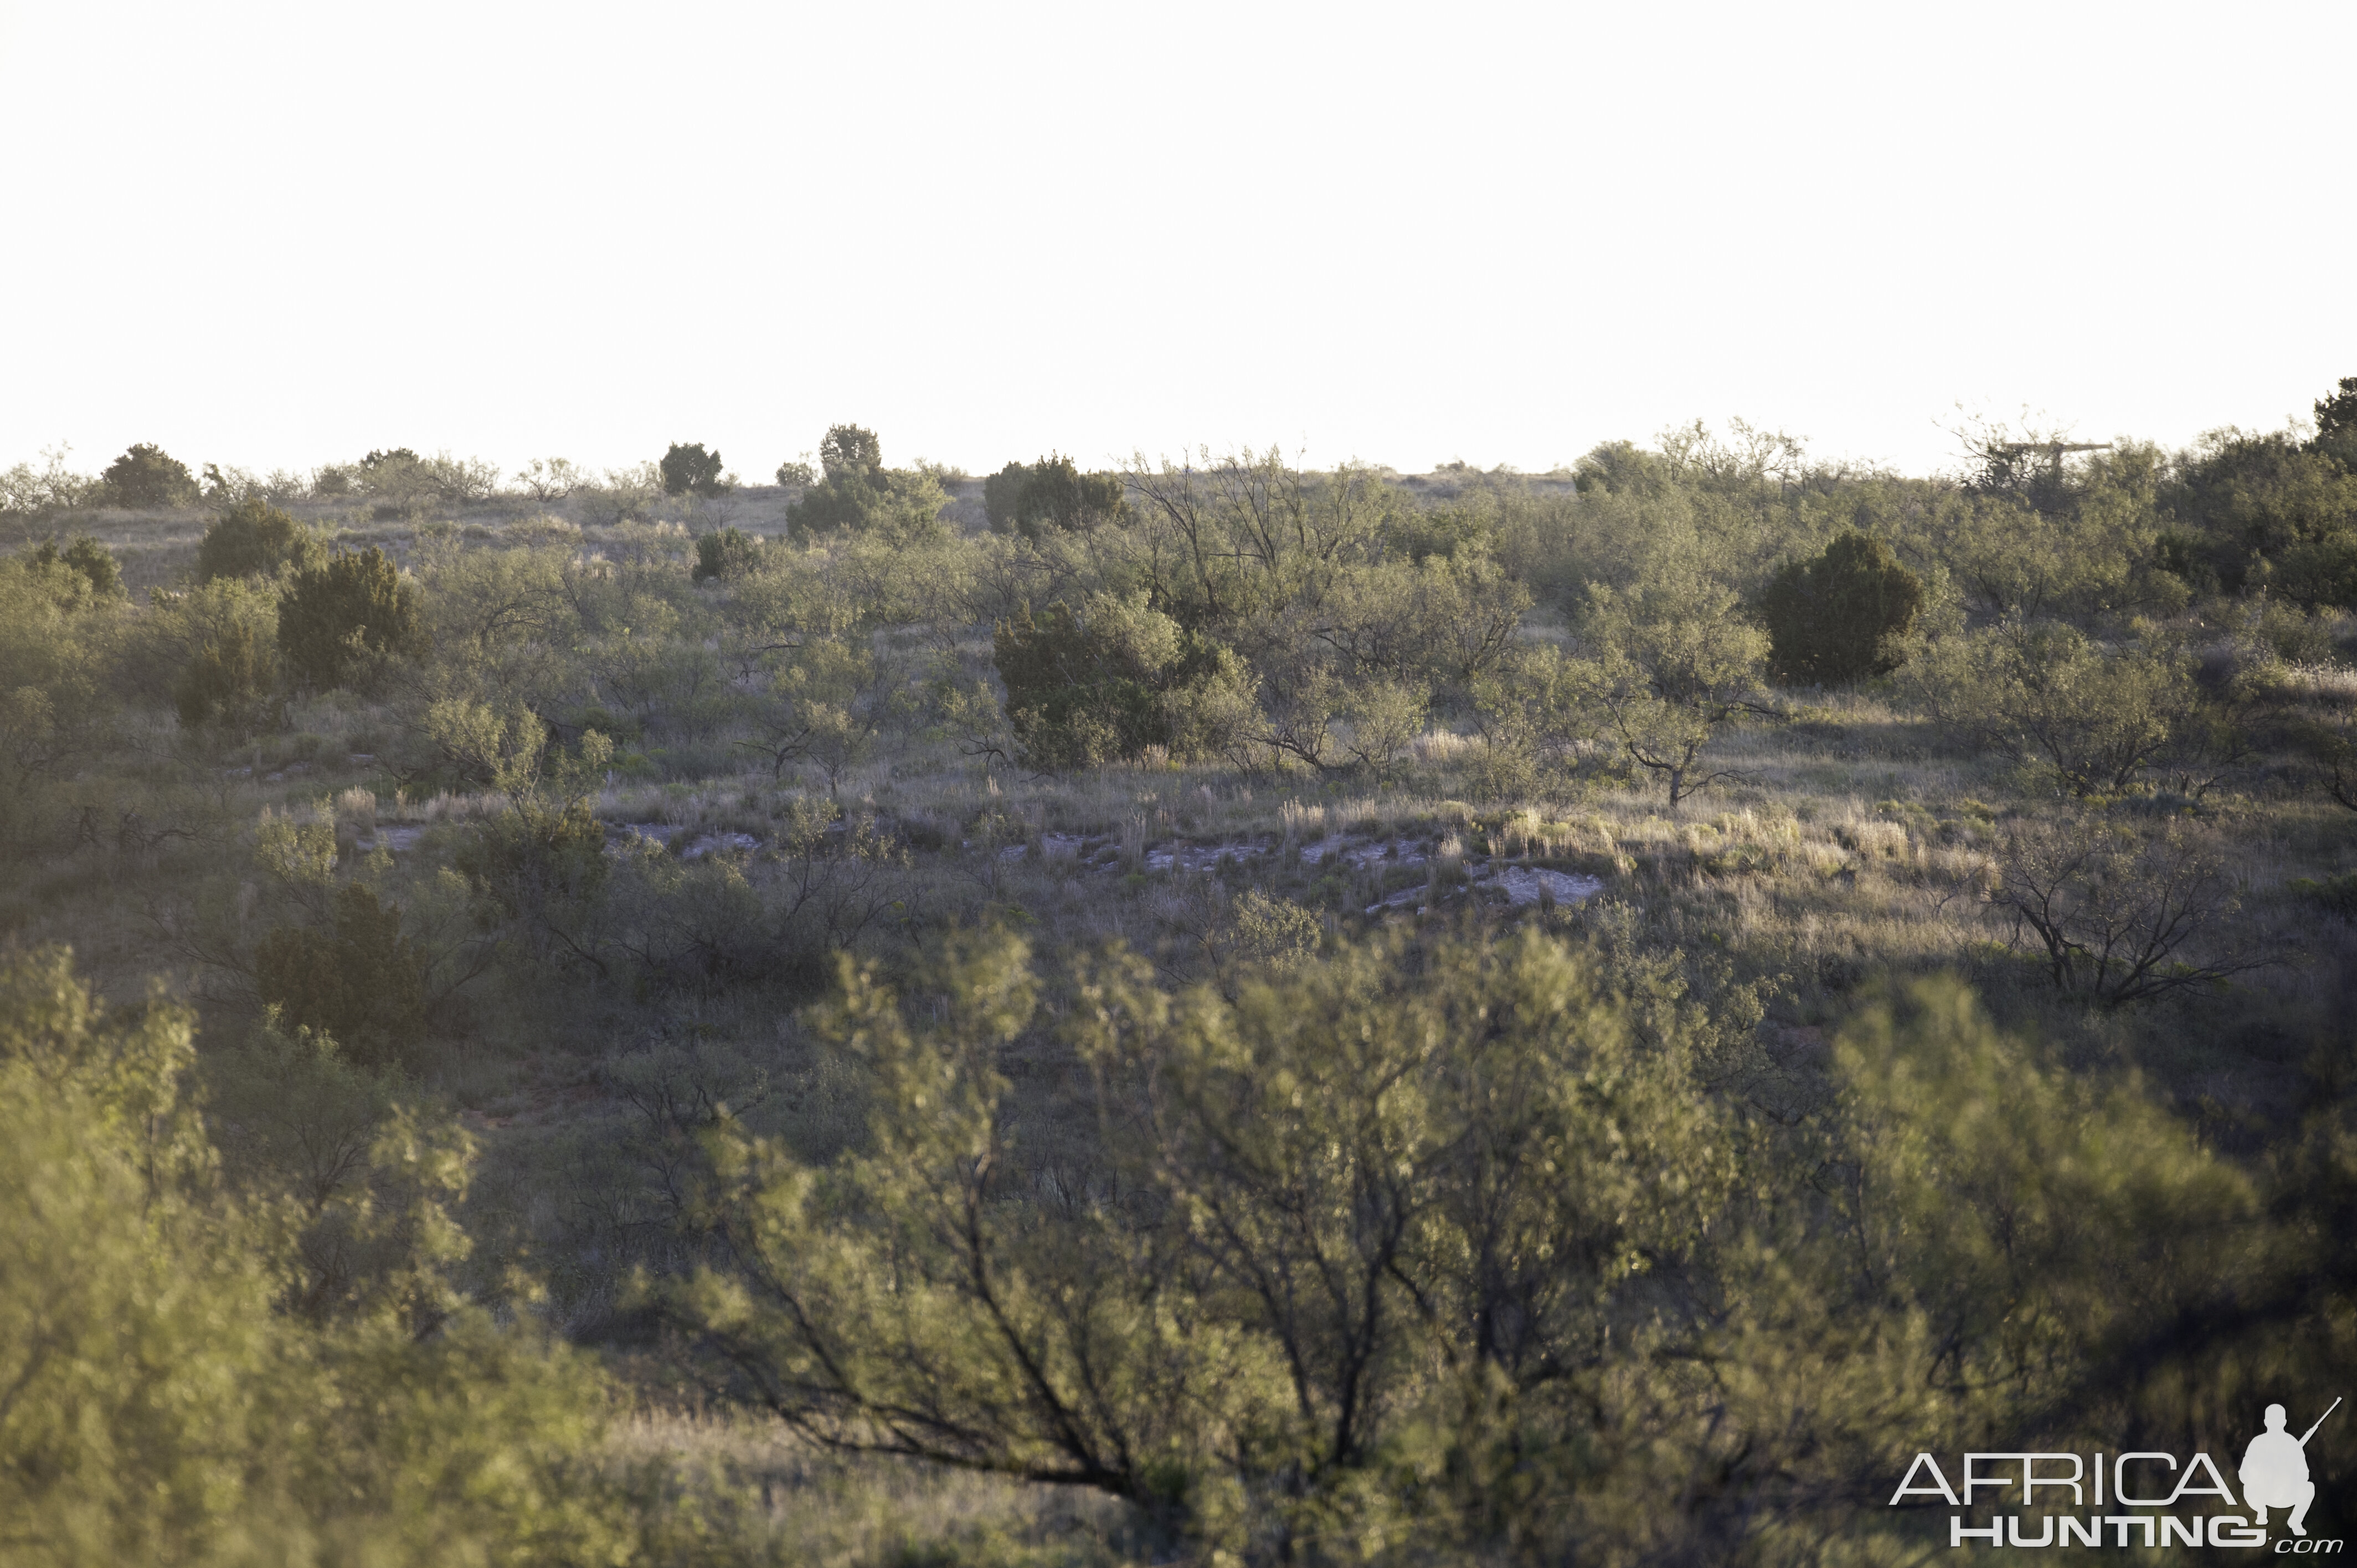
<box><xmin>5</xmin><ymin>390</ymin><xmax>2357</xmax><ymax>1564</ymax></box>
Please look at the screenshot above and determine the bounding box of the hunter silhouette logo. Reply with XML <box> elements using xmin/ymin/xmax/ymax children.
<box><xmin>2245</xmin><ymin>1399</ymin><xmax>2338</xmax><ymax>1538</ymax></box>
<box><xmin>1890</xmin><ymin>1396</ymin><xmax>2342</xmax><ymax>1550</ymax></box>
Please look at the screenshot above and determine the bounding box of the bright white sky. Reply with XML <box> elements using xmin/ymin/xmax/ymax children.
<box><xmin>2</xmin><ymin>1</ymin><xmax>2350</xmax><ymax>485</ymax></box>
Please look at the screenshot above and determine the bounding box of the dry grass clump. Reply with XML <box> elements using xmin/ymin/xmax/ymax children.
<box><xmin>1412</xmin><ymin>727</ymin><xmax>1478</xmax><ymax>763</ymax></box>
<box><xmin>417</xmin><ymin>789</ymin><xmax>508</xmax><ymax>823</ymax></box>
<box><xmin>333</xmin><ymin>786</ymin><xmax>378</xmax><ymax>837</ymax></box>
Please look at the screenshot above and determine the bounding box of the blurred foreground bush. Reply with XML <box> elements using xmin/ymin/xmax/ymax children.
<box><xmin>0</xmin><ymin>947</ymin><xmax>631</xmax><ymax>1566</ymax></box>
<box><xmin>661</xmin><ymin>923</ymin><xmax>2357</xmax><ymax>1565</ymax></box>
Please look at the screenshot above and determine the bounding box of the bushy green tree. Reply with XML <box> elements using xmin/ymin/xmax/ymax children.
<box><xmin>1945</xmin><ymin>443</ymin><xmax>2186</xmax><ymax>618</ymax></box>
<box><xmin>1468</xmin><ymin>641</ymin><xmax>1591</xmax><ymax>798</ymax></box>
<box><xmin>99</xmin><ymin>442</ymin><xmax>198</xmax><ymax>508</ymax></box>
<box><xmin>735</xmin><ymin>636</ymin><xmax>884</xmax><ymax>793</ymax></box>
<box><xmin>173</xmin><ymin>613</ymin><xmax>275</xmax><ymax>732</ymax></box>
<box><xmin>1317</xmin><ymin>549</ymin><xmax>1530</xmax><ymax>699</ymax></box>
<box><xmin>1577</xmin><ymin>559</ymin><xmax>1773</xmax><ymax>805</ymax></box>
<box><xmin>780</xmin><ymin>424</ymin><xmax>946</xmax><ymax>541</ymax></box>
<box><xmin>663</xmin><ymin>926</ymin><xmax>1737</xmax><ymax>1553</ymax></box>
<box><xmin>1912</xmin><ymin>618</ymin><xmax>2200</xmax><ymax>796</ymax></box>
<box><xmin>661</xmin><ymin>924</ymin><xmax>2357</xmax><ymax>1562</ymax></box>
<box><xmin>151</xmin><ymin>575</ymin><xmax>282</xmax><ymax>734</ymax></box>
<box><xmin>1570</xmin><ymin>437</ymin><xmax>1673</xmax><ymax>497</ymax></box>
<box><xmin>0</xmin><ymin>544</ymin><xmax>121</xmax><ymax>849</ymax></box>
<box><xmin>788</xmin><ymin>467</ymin><xmax>950</xmax><ymax>545</ymax></box>
<box><xmin>277</xmin><ymin>546</ymin><xmax>425</xmax><ymax>690</ymax></box>
<box><xmin>449</xmin><ymin>726</ymin><xmax>616</xmax><ymax>971</ymax></box>
<box><xmin>30</xmin><ymin>535</ymin><xmax>125</xmax><ymax>601</ymax></box>
<box><xmin>1379</xmin><ymin>492</ymin><xmax>1497</xmax><ymax>562</ymax></box>
<box><xmin>1828</xmin><ymin>976</ymin><xmax>2270</xmax><ymax>1454</ymax></box>
<box><xmin>818</xmin><ymin>423</ymin><xmax>881</xmax><ymax>480</ymax></box>
<box><xmin>691</xmin><ymin>525</ymin><xmax>763</xmax><ymax>584</ymax></box>
<box><xmin>253</xmin><ymin>883</ymin><xmax>430</xmax><ymax>1070</ymax></box>
<box><xmin>993</xmin><ymin>592</ymin><xmax>1244</xmax><ymax>768</ymax></box>
<box><xmin>1121</xmin><ymin>448</ymin><xmax>1393</xmax><ymax>630</ymax></box>
<box><xmin>1758</xmin><ymin>529</ymin><xmax>1923</xmax><ymax>684</ymax></box>
<box><xmin>2313</xmin><ymin>374</ymin><xmax>2357</xmax><ymax>468</ymax></box>
<box><xmin>2164</xmin><ymin>414</ymin><xmax>2357</xmax><ymax>602</ymax></box>
<box><xmin>350</xmin><ymin>448</ymin><xmax>499</xmax><ymax>510</ymax></box>
<box><xmin>659</xmin><ymin>441</ymin><xmax>730</xmax><ymax>498</ymax></box>
<box><xmin>196</xmin><ymin>498</ymin><xmax>326</xmax><ymax>583</ymax></box>
<box><xmin>984</xmin><ymin>453</ymin><xmax>1126</xmax><ymax>537</ymax></box>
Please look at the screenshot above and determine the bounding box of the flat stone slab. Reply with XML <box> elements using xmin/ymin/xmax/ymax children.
<box><xmin>1144</xmin><ymin>840</ymin><xmax>1269</xmax><ymax>872</ymax></box>
<box><xmin>1478</xmin><ymin>867</ymin><xmax>1604</xmax><ymax>907</ymax></box>
<box><xmin>1299</xmin><ymin>835</ymin><xmax>1428</xmax><ymax>869</ymax></box>
<box><xmin>1360</xmin><ymin>867</ymin><xmax>1604</xmax><ymax>916</ymax></box>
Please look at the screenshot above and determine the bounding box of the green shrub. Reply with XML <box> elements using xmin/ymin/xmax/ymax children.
<box><xmin>659</xmin><ymin>441</ymin><xmax>730</xmax><ymax>498</ymax></box>
<box><xmin>819</xmin><ymin>423</ymin><xmax>881</xmax><ymax>479</ymax></box>
<box><xmin>691</xmin><ymin>525</ymin><xmax>763</xmax><ymax>584</ymax></box>
<box><xmin>29</xmin><ymin>535</ymin><xmax>124</xmax><ymax>601</ymax></box>
<box><xmin>151</xmin><ymin>575</ymin><xmax>281</xmax><ymax>735</ymax></box>
<box><xmin>788</xmin><ymin>468</ymin><xmax>949</xmax><ymax>544</ymax></box>
<box><xmin>350</xmin><ymin>448</ymin><xmax>498</xmax><ymax>511</ymax></box>
<box><xmin>2164</xmin><ymin>422</ymin><xmax>2357</xmax><ymax>598</ymax></box>
<box><xmin>660</xmin><ymin>925</ymin><xmax>1741</xmax><ymax>1555</ymax></box>
<box><xmin>2313</xmin><ymin>374</ymin><xmax>2357</xmax><ymax>470</ymax></box>
<box><xmin>982</xmin><ymin>453</ymin><xmax>1125</xmax><ymax>536</ymax></box>
<box><xmin>993</xmin><ymin>594</ymin><xmax>1238</xmax><ymax>769</ymax></box>
<box><xmin>99</xmin><ymin>442</ymin><xmax>197</xmax><ymax>508</ymax></box>
<box><xmin>0</xmin><ymin>946</ymin><xmax>633</xmax><ymax>1562</ymax></box>
<box><xmin>253</xmin><ymin>883</ymin><xmax>429</xmax><ymax>1069</ymax></box>
<box><xmin>174</xmin><ymin>616</ymin><xmax>277</xmax><ymax>731</ymax></box>
<box><xmin>2291</xmin><ymin>870</ymin><xmax>2357</xmax><ymax>919</ymax></box>
<box><xmin>1757</xmin><ymin>530</ymin><xmax>1924</xmax><ymax>684</ymax></box>
<box><xmin>277</xmin><ymin>546</ymin><xmax>425</xmax><ymax>690</ymax></box>
<box><xmin>1912</xmin><ymin>621</ymin><xmax>2200</xmax><ymax>796</ymax></box>
<box><xmin>454</xmin><ymin>794</ymin><xmax>613</xmax><ymax>958</ymax></box>
<box><xmin>196</xmin><ymin>497</ymin><xmax>326</xmax><ymax>582</ymax></box>
<box><xmin>0</xmin><ymin>445</ymin><xmax>102</xmax><ymax>517</ymax></box>
<box><xmin>1381</xmin><ymin>495</ymin><xmax>1495</xmax><ymax>562</ymax></box>
<box><xmin>782</xmin><ymin>425</ymin><xmax>958</xmax><ymax>541</ymax></box>
<box><xmin>1579</xmin><ymin>562</ymin><xmax>1773</xmax><ymax>804</ymax></box>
